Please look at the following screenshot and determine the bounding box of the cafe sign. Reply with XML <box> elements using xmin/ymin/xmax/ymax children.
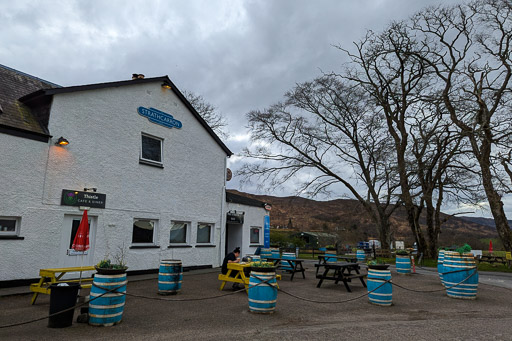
<box><xmin>138</xmin><ymin>106</ymin><xmax>182</xmax><ymax>129</ymax></box>
<box><xmin>61</xmin><ymin>189</ymin><xmax>106</xmax><ymax>209</ymax></box>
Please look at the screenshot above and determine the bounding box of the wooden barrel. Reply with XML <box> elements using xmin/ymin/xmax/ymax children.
<box><xmin>396</xmin><ymin>255</ymin><xmax>411</xmax><ymax>275</ymax></box>
<box><xmin>270</xmin><ymin>248</ymin><xmax>280</xmax><ymax>259</ymax></box>
<box><xmin>260</xmin><ymin>248</ymin><xmax>272</xmax><ymax>260</ymax></box>
<box><xmin>158</xmin><ymin>260</ymin><xmax>182</xmax><ymax>295</ymax></box>
<box><xmin>248</xmin><ymin>268</ymin><xmax>277</xmax><ymax>314</ymax></box>
<box><xmin>281</xmin><ymin>252</ymin><xmax>296</xmax><ymax>271</ymax></box>
<box><xmin>437</xmin><ymin>250</ymin><xmax>445</xmax><ymax>286</ymax></box>
<box><xmin>356</xmin><ymin>249</ymin><xmax>366</xmax><ymax>262</ymax></box>
<box><xmin>89</xmin><ymin>273</ymin><xmax>127</xmax><ymax>326</ymax></box>
<box><xmin>367</xmin><ymin>269</ymin><xmax>392</xmax><ymax>306</ymax></box>
<box><xmin>443</xmin><ymin>251</ymin><xmax>478</xmax><ymax>300</ymax></box>
<box><xmin>324</xmin><ymin>250</ymin><xmax>337</xmax><ymax>264</ymax></box>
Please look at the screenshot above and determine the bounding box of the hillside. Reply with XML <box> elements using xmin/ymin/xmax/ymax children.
<box><xmin>227</xmin><ymin>189</ymin><xmax>498</xmax><ymax>249</ymax></box>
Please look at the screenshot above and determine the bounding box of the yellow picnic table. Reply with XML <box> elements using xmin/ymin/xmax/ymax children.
<box><xmin>218</xmin><ymin>262</ymin><xmax>280</xmax><ymax>292</ymax></box>
<box><xmin>30</xmin><ymin>266</ymin><xmax>95</xmax><ymax>305</ymax></box>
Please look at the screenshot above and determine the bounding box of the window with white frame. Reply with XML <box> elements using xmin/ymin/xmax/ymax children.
<box><xmin>140</xmin><ymin>134</ymin><xmax>163</xmax><ymax>165</ymax></box>
<box><xmin>132</xmin><ymin>219</ymin><xmax>157</xmax><ymax>244</ymax></box>
<box><xmin>170</xmin><ymin>221</ymin><xmax>189</xmax><ymax>244</ymax></box>
<box><xmin>0</xmin><ymin>217</ymin><xmax>20</xmax><ymax>236</ymax></box>
<box><xmin>250</xmin><ymin>226</ymin><xmax>261</xmax><ymax>244</ymax></box>
<box><xmin>197</xmin><ymin>223</ymin><xmax>213</xmax><ymax>244</ymax></box>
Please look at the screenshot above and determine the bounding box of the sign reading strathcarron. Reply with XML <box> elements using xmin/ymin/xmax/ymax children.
<box><xmin>137</xmin><ymin>107</ymin><xmax>182</xmax><ymax>129</ymax></box>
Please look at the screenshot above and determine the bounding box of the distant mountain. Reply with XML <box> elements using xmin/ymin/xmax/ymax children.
<box><xmin>228</xmin><ymin>189</ymin><xmax>498</xmax><ymax>249</ymax></box>
<box><xmin>459</xmin><ymin>216</ymin><xmax>512</xmax><ymax>229</ymax></box>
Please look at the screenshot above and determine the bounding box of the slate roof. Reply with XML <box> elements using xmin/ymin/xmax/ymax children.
<box><xmin>226</xmin><ymin>191</ymin><xmax>269</xmax><ymax>208</ymax></box>
<box><xmin>0</xmin><ymin>64</ymin><xmax>59</xmax><ymax>141</ymax></box>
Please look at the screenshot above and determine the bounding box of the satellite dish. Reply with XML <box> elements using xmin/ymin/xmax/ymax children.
<box><xmin>226</xmin><ymin>168</ymin><xmax>232</xmax><ymax>181</ymax></box>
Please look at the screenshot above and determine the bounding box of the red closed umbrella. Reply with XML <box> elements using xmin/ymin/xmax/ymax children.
<box><xmin>489</xmin><ymin>240</ymin><xmax>493</xmax><ymax>254</ymax></box>
<box><xmin>72</xmin><ymin>210</ymin><xmax>90</xmax><ymax>252</ymax></box>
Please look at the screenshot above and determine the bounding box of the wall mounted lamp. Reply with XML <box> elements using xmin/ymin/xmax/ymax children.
<box><xmin>161</xmin><ymin>83</ymin><xmax>172</xmax><ymax>89</ymax></box>
<box><xmin>84</xmin><ymin>187</ymin><xmax>97</xmax><ymax>192</ymax></box>
<box><xmin>55</xmin><ymin>137</ymin><xmax>69</xmax><ymax>146</ymax></box>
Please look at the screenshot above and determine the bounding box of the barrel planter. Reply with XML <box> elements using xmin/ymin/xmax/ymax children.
<box><xmin>260</xmin><ymin>248</ymin><xmax>272</xmax><ymax>260</ymax></box>
<box><xmin>281</xmin><ymin>252</ymin><xmax>296</xmax><ymax>271</ymax></box>
<box><xmin>437</xmin><ymin>250</ymin><xmax>445</xmax><ymax>286</ymax></box>
<box><xmin>356</xmin><ymin>249</ymin><xmax>366</xmax><ymax>262</ymax></box>
<box><xmin>249</xmin><ymin>255</ymin><xmax>261</xmax><ymax>262</ymax></box>
<box><xmin>248</xmin><ymin>267</ymin><xmax>278</xmax><ymax>314</ymax></box>
<box><xmin>89</xmin><ymin>272</ymin><xmax>127</xmax><ymax>326</ymax></box>
<box><xmin>396</xmin><ymin>255</ymin><xmax>411</xmax><ymax>275</ymax></box>
<box><xmin>367</xmin><ymin>269</ymin><xmax>392</xmax><ymax>306</ymax></box>
<box><xmin>443</xmin><ymin>251</ymin><xmax>479</xmax><ymax>300</ymax></box>
<box><xmin>324</xmin><ymin>250</ymin><xmax>337</xmax><ymax>264</ymax></box>
<box><xmin>270</xmin><ymin>248</ymin><xmax>280</xmax><ymax>259</ymax></box>
<box><xmin>158</xmin><ymin>260</ymin><xmax>183</xmax><ymax>295</ymax></box>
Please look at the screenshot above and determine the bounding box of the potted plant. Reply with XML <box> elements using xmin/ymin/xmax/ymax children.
<box><xmin>95</xmin><ymin>246</ymin><xmax>128</xmax><ymax>275</ymax></box>
<box><xmin>250</xmin><ymin>261</ymin><xmax>276</xmax><ymax>272</ymax></box>
<box><xmin>395</xmin><ymin>249</ymin><xmax>409</xmax><ymax>256</ymax></box>
<box><xmin>366</xmin><ymin>259</ymin><xmax>390</xmax><ymax>270</ymax></box>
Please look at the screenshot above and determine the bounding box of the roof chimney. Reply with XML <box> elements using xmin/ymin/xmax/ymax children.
<box><xmin>132</xmin><ymin>74</ymin><xmax>145</xmax><ymax>80</ymax></box>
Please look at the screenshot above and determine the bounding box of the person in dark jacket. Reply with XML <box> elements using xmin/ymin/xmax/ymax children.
<box><xmin>221</xmin><ymin>247</ymin><xmax>242</xmax><ymax>289</ymax></box>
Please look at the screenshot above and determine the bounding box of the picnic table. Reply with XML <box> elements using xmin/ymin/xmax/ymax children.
<box><xmin>476</xmin><ymin>254</ymin><xmax>511</xmax><ymax>268</ymax></box>
<box><xmin>264</xmin><ymin>257</ymin><xmax>306</xmax><ymax>281</ymax></box>
<box><xmin>30</xmin><ymin>266</ymin><xmax>95</xmax><ymax>305</ymax></box>
<box><xmin>315</xmin><ymin>255</ymin><xmax>358</xmax><ymax>277</ymax></box>
<box><xmin>315</xmin><ymin>262</ymin><xmax>367</xmax><ymax>292</ymax></box>
<box><xmin>218</xmin><ymin>263</ymin><xmax>281</xmax><ymax>292</ymax></box>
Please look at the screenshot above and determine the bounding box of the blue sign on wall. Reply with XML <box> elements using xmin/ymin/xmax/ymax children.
<box><xmin>138</xmin><ymin>107</ymin><xmax>182</xmax><ymax>129</ymax></box>
<box><xmin>264</xmin><ymin>215</ymin><xmax>270</xmax><ymax>248</ymax></box>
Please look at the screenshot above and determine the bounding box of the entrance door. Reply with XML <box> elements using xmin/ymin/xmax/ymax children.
<box><xmin>59</xmin><ymin>214</ymin><xmax>97</xmax><ymax>269</ymax></box>
<box><xmin>225</xmin><ymin>223</ymin><xmax>243</xmax><ymax>256</ymax></box>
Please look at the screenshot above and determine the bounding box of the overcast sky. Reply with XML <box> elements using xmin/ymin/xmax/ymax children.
<box><xmin>4</xmin><ymin>0</ymin><xmax>500</xmax><ymax>217</ymax></box>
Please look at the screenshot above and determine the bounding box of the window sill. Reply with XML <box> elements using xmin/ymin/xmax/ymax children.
<box><xmin>0</xmin><ymin>235</ymin><xmax>24</xmax><ymax>240</ymax></box>
<box><xmin>168</xmin><ymin>244</ymin><xmax>193</xmax><ymax>248</ymax></box>
<box><xmin>130</xmin><ymin>245</ymin><xmax>160</xmax><ymax>249</ymax></box>
<box><xmin>195</xmin><ymin>244</ymin><xmax>216</xmax><ymax>248</ymax></box>
<box><xmin>139</xmin><ymin>159</ymin><xmax>164</xmax><ymax>168</ymax></box>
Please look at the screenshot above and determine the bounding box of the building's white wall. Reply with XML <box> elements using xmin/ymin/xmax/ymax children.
<box><xmin>0</xmin><ymin>81</ymin><xmax>229</xmax><ymax>281</ymax></box>
<box><xmin>225</xmin><ymin>202</ymin><xmax>269</xmax><ymax>258</ymax></box>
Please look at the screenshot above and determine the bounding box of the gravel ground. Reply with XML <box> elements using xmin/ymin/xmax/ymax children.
<box><xmin>1</xmin><ymin>262</ymin><xmax>511</xmax><ymax>341</ymax></box>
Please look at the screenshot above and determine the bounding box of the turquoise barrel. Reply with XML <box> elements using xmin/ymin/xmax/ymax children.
<box><xmin>443</xmin><ymin>251</ymin><xmax>478</xmax><ymax>300</ymax></box>
<box><xmin>89</xmin><ymin>273</ymin><xmax>127</xmax><ymax>326</ymax></box>
<box><xmin>248</xmin><ymin>269</ymin><xmax>278</xmax><ymax>314</ymax></box>
<box><xmin>249</xmin><ymin>255</ymin><xmax>261</xmax><ymax>262</ymax></box>
<box><xmin>367</xmin><ymin>269</ymin><xmax>392</xmax><ymax>306</ymax></box>
<box><xmin>356</xmin><ymin>249</ymin><xmax>366</xmax><ymax>262</ymax></box>
<box><xmin>437</xmin><ymin>250</ymin><xmax>445</xmax><ymax>286</ymax></box>
<box><xmin>281</xmin><ymin>252</ymin><xmax>296</xmax><ymax>271</ymax></box>
<box><xmin>158</xmin><ymin>260</ymin><xmax>182</xmax><ymax>295</ymax></box>
<box><xmin>270</xmin><ymin>248</ymin><xmax>280</xmax><ymax>259</ymax></box>
<box><xmin>260</xmin><ymin>248</ymin><xmax>272</xmax><ymax>260</ymax></box>
<box><xmin>396</xmin><ymin>255</ymin><xmax>411</xmax><ymax>275</ymax></box>
<box><xmin>325</xmin><ymin>250</ymin><xmax>337</xmax><ymax>264</ymax></box>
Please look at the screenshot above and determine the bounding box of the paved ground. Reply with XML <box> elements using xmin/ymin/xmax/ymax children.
<box><xmin>1</xmin><ymin>261</ymin><xmax>511</xmax><ymax>341</ymax></box>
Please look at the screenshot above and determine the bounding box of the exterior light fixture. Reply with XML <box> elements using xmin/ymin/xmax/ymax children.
<box><xmin>161</xmin><ymin>83</ymin><xmax>172</xmax><ymax>89</ymax></box>
<box><xmin>55</xmin><ymin>137</ymin><xmax>69</xmax><ymax>146</ymax></box>
<box><xmin>84</xmin><ymin>187</ymin><xmax>97</xmax><ymax>192</ymax></box>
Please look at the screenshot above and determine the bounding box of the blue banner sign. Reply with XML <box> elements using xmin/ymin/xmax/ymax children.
<box><xmin>264</xmin><ymin>215</ymin><xmax>270</xmax><ymax>248</ymax></box>
<box><xmin>138</xmin><ymin>107</ymin><xmax>182</xmax><ymax>129</ymax></box>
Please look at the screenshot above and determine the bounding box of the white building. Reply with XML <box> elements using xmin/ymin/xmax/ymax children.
<box><xmin>0</xmin><ymin>65</ymin><xmax>269</xmax><ymax>284</ymax></box>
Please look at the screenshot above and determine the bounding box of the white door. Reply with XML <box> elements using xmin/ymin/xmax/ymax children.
<box><xmin>59</xmin><ymin>214</ymin><xmax>97</xmax><ymax>270</ymax></box>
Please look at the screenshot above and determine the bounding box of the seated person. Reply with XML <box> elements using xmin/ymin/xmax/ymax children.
<box><xmin>221</xmin><ymin>247</ymin><xmax>242</xmax><ymax>290</ymax></box>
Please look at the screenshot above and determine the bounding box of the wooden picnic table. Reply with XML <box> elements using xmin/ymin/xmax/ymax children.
<box><xmin>315</xmin><ymin>262</ymin><xmax>367</xmax><ymax>292</ymax></box>
<box><xmin>264</xmin><ymin>257</ymin><xmax>306</xmax><ymax>281</ymax></box>
<box><xmin>218</xmin><ymin>263</ymin><xmax>281</xmax><ymax>292</ymax></box>
<box><xmin>315</xmin><ymin>255</ymin><xmax>358</xmax><ymax>277</ymax></box>
<box><xmin>30</xmin><ymin>266</ymin><xmax>96</xmax><ymax>305</ymax></box>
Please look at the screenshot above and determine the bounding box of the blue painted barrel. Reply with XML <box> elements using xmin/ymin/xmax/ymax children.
<box><xmin>260</xmin><ymin>248</ymin><xmax>272</xmax><ymax>260</ymax></box>
<box><xmin>270</xmin><ymin>248</ymin><xmax>280</xmax><ymax>259</ymax></box>
<box><xmin>281</xmin><ymin>252</ymin><xmax>296</xmax><ymax>271</ymax></box>
<box><xmin>396</xmin><ymin>255</ymin><xmax>411</xmax><ymax>275</ymax></box>
<box><xmin>367</xmin><ymin>269</ymin><xmax>392</xmax><ymax>306</ymax></box>
<box><xmin>437</xmin><ymin>250</ymin><xmax>445</xmax><ymax>286</ymax></box>
<box><xmin>89</xmin><ymin>273</ymin><xmax>127</xmax><ymax>326</ymax></box>
<box><xmin>249</xmin><ymin>255</ymin><xmax>261</xmax><ymax>262</ymax></box>
<box><xmin>158</xmin><ymin>260</ymin><xmax>182</xmax><ymax>295</ymax></box>
<box><xmin>443</xmin><ymin>251</ymin><xmax>478</xmax><ymax>300</ymax></box>
<box><xmin>325</xmin><ymin>250</ymin><xmax>337</xmax><ymax>264</ymax></box>
<box><xmin>356</xmin><ymin>249</ymin><xmax>366</xmax><ymax>262</ymax></box>
<box><xmin>248</xmin><ymin>269</ymin><xmax>278</xmax><ymax>314</ymax></box>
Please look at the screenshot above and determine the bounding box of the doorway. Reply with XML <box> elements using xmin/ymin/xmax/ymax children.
<box><xmin>225</xmin><ymin>223</ymin><xmax>243</xmax><ymax>256</ymax></box>
<box><xmin>59</xmin><ymin>214</ymin><xmax>97</xmax><ymax>269</ymax></box>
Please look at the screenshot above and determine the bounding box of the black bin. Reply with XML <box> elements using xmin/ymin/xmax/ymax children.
<box><xmin>48</xmin><ymin>282</ymin><xmax>80</xmax><ymax>328</ymax></box>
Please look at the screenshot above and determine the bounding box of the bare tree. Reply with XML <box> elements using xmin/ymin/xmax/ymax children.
<box><xmin>182</xmin><ymin>90</ymin><xmax>229</xmax><ymax>139</ymax></box>
<box><xmin>240</xmin><ymin>76</ymin><xmax>401</xmax><ymax>249</ymax></box>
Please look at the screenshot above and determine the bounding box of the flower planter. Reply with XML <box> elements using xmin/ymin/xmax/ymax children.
<box><xmin>94</xmin><ymin>266</ymin><xmax>128</xmax><ymax>275</ymax></box>
<box><xmin>248</xmin><ymin>267</ymin><xmax>277</xmax><ymax>314</ymax></box>
<box><xmin>396</xmin><ymin>255</ymin><xmax>411</xmax><ymax>275</ymax></box>
<box><xmin>89</xmin><ymin>271</ymin><xmax>127</xmax><ymax>326</ymax></box>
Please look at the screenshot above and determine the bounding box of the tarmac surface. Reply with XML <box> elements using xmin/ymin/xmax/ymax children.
<box><xmin>1</xmin><ymin>261</ymin><xmax>512</xmax><ymax>341</ymax></box>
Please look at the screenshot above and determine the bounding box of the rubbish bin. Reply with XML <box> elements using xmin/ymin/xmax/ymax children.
<box><xmin>48</xmin><ymin>282</ymin><xmax>80</xmax><ymax>328</ymax></box>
